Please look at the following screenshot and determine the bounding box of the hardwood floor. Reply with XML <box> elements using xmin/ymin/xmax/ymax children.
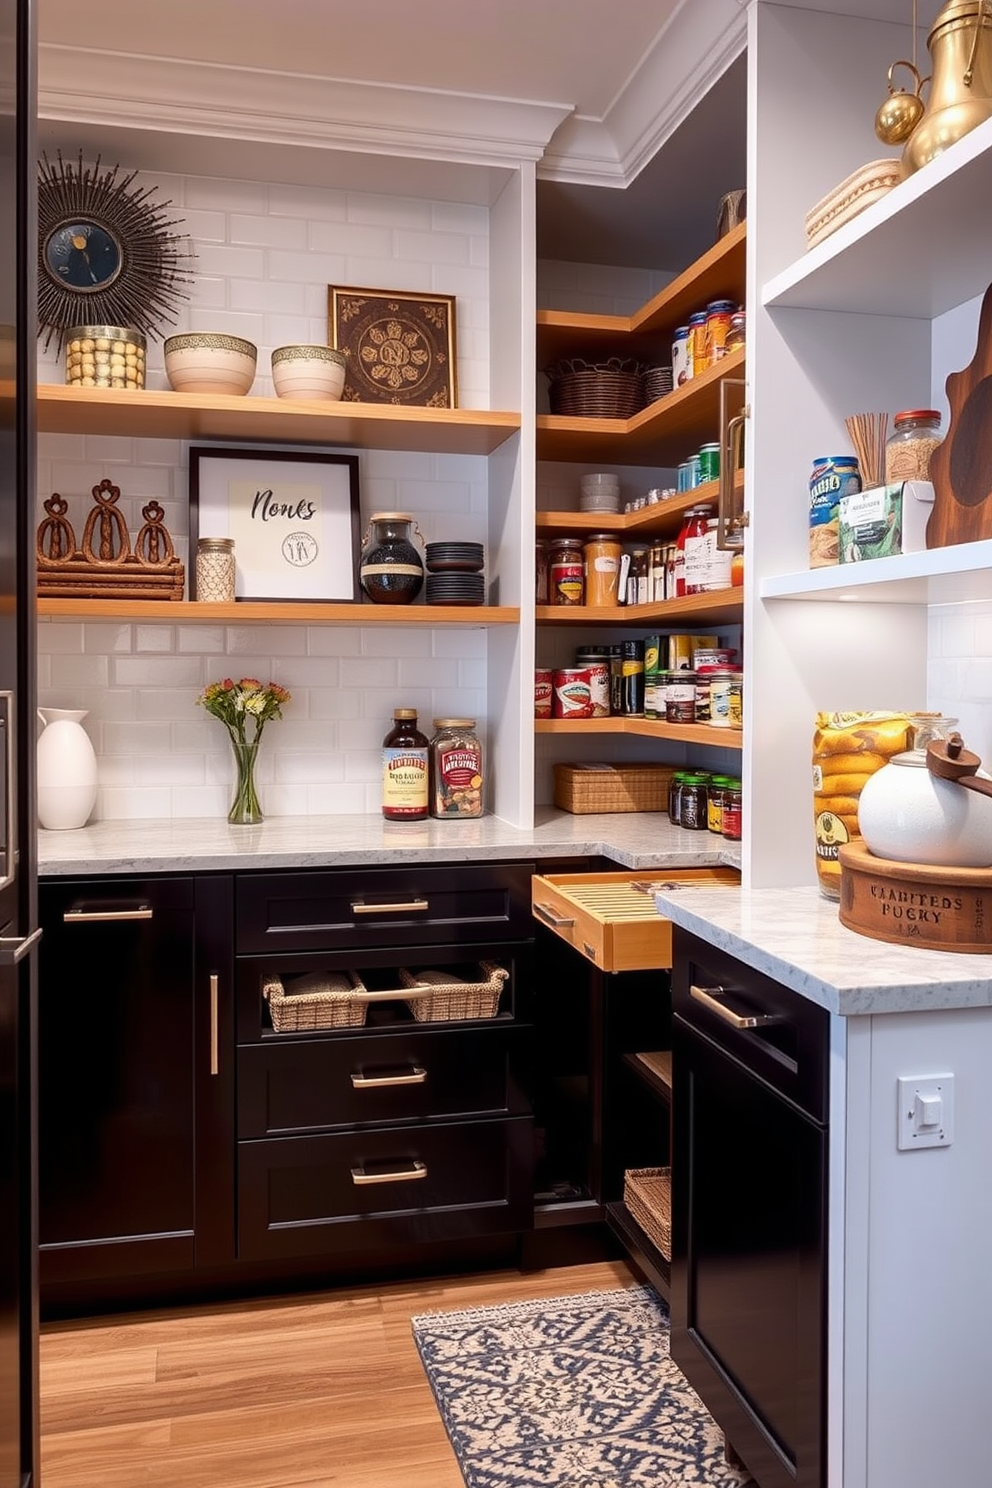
<box><xmin>40</xmin><ymin>1257</ymin><xmax>637</xmax><ymax>1488</ymax></box>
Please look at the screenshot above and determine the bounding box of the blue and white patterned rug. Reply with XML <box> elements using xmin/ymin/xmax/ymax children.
<box><xmin>411</xmin><ymin>1284</ymin><xmax>754</xmax><ymax>1488</ymax></box>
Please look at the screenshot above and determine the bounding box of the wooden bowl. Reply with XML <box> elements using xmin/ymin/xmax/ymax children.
<box><xmin>838</xmin><ymin>840</ymin><xmax>992</xmax><ymax>953</ymax></box>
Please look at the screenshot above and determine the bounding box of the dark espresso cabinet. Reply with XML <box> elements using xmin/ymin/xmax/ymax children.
<box><xmin>37</xmin><ymin>875</ymin><xmax>234</xmax><ymax>1292</ymax></box>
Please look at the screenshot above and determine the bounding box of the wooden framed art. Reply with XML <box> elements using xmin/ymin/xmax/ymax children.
<box><xmin>328</xmin><ymin>285</ymin><xmax>457</xmax><ymax>408</ymax></box>
<box><xmin>189</xmin><ymin>447</ymin><xmax>361</xmax><ymax>602</ymax></box>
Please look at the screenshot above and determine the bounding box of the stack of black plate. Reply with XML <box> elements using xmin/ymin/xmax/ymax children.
<box><xmin>425</xmin><ymin>542</ymin><xmax>485</xmax><ymax>606</ymax></box>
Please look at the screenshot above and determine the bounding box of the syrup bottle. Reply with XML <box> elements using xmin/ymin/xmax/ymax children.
<box><xmin>381</xmin><ymin>708</ymin><xmax>429</xmax><ymax>820</ymax></box>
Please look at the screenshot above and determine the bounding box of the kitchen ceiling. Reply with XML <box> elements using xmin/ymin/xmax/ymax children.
<box><xmin>35</xmin><ymin>0</ymin><xmax>922</xmax><ymax>272</ymax></box>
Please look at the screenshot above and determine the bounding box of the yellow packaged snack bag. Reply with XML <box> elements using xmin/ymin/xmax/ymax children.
<box><xmin>812</xmin><ymin>711</ymin><xmax>920</xmax><ymax>899</ymax></box>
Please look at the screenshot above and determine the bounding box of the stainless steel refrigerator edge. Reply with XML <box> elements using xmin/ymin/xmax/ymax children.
<box><xmin>0</xmin><ymin>0</ymin><xmax>39</xmax><ymax>1484</ymax></box>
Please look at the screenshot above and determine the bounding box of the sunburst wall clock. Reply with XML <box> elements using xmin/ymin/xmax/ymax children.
<box><xmin>37</xmin><ymin>152</ymin><xmax>195</xmax><ymax>351</ymax></box>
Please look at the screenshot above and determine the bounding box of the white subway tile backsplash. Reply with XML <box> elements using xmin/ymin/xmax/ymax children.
<box><xmin>230</xmin><ymin>279</ymin><xmax>308</xmax><ymax>315</ymax></box>
<box><xmin>230</xmin><ymin>213</ymin><xmax>308</xmax><ymax>250</ymax></box>
<box><xmin>393</xmin><ymin>230</ymin><xmax>471</xmax><ymax>266</ymax></box>
<box><xmin>349</xmin><ymin>195</ymin><xmax>433</xmax><ymax>230</ymax></box>
<box><xmin>185</xmin><ymin>177</ymin><xmax>267</xmax><ymax>213</ymax></box>
<box><xmin>48</xmin><ymin>654</ymin><xmax>110</xmax><ymax>690</ymax></box>
<box><xmin>268</xmin><ymin>182</ymin><xmax>347</xmax><ymax>221</ymax></box>
<box><xmin>113</xmin><ymin>656</ymin><xmax>203</xmax><ymax>688</ymax></box>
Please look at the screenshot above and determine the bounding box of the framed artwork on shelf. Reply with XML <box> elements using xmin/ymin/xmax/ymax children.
<box><xmin>189</xmin><ymin>447</ymin><xmax>361</xmax><ymax>602</ymax></box>
<box><xmin>328</xmin><ymin>285</ymin><xmax>457</xmax><ymax>408</ymax></box>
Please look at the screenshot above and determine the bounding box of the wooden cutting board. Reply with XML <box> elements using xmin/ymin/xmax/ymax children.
<box><xmin>928</xmin><ymin>278</ymin><xmax>992</xmax><ymax>548</ymax></box>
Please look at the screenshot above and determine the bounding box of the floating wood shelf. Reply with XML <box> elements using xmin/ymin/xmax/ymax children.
<box><xmin>37</xmin><ymin>598</ymin><xmax>519</xmax><ymax>625</ymax></box>
<box><xmin>535</xmin><ymin>718</ymin><xmax>742</xmax><ymax>749</ymax></box>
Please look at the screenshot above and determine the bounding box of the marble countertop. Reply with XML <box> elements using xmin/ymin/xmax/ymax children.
<box><xmin>37</xmin><ymin>808</ymin><xmax>742</xmax><ymax>876</ymax></box>
<box><xmin>654</xmin><ymin>884</ymin><xmax>992</xmax><ymax>1017</ymax></box>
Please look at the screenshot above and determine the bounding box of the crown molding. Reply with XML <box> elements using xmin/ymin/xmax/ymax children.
<box><xmin>538</xmin><ymin>0</ymin><xmax>747</xmax><ymax>185</ymax></box>
<box><xmin>38</xmin><ymin>45</ymin><xmax>574</xmax><ymax>171</ymax></box>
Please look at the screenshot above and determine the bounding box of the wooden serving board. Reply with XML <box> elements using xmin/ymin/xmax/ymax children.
<box><xmin>928</xmin><ymin>278</ymin><xmax>992</xmax><ymax>548</ymax></box>
<box><xmin>531</xmin><ymin>867</ymin><xmax>739</xmax><ymax>971</ymax></box>
<box><xmin>838</xmin><ymin>840</ymin><xmax>992</xmax><ymax>952</ymax></box>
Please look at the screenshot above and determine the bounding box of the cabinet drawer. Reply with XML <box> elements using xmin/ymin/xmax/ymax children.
<box><xmin>238</xmin><ymin>1023</ymin><xmax>531</xmax><ymax>1136</ymax></box>
<box><xmin>237</xmin><ymin>1116</ymin><xmax>533</xmax><ymax>1260</ymax></box>
<box><xmin>237</xmin><ymin>863</ymin><xmax>535</xmax><ymax>953</ymax></box>
<box><xmin>532</xmin><ymin>868</ymin><xmax>739</xmax><ymax>972</ymax></box>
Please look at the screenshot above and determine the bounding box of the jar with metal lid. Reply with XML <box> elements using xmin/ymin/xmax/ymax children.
<box><xmin>679</xmin><ymin>773</ymin><xmax>709</xmax><ymax>831</ymax></box>
<box><xmin>725</xmin><ymin>309</ymin><xmax>746</xmax><ymax>352</ymax></box>
<box><xmin>884</xmin><ymin>409</ymin><xmax>942</xmax><ymax>483</ymax></box>
<box><xmin>549</xmin><ymin>537</ymin><xmax>585</xmax><ymax>605</ymax></box>
<box><xmin>195</xmin><ymin>536</ymin><xmax>236</xmax><ymax>602</ymax></box>
<box><xmin>669</xmin><ymin>770</ymin><xmax>688</xmax><ymax>825</ymax></box>
<box><xmin>575</xmin><ymin>647</ymin><xmax>610</xmax><ymax>717</ymax></box>
<box><xmin>583</xmin><ymin>533</ymin><xmax>622</xmax><ymax>607</ymax></box>
<box><xmin>722</xmin><ymin>784</ymin><xmax>743</xmax><ymax>841</ymax></box>
<box><xmin>707</xmin><ymin>776</ymin><xmax>735</xmax><ymax>834</ymax></box>
<box><xmin>429</xmin><ymin>718</ymin><xmax>483</xmax><ymax>818</ymax></box>
<box><xmin>665</xmin><ymin>671</ymin><xmax>696</xmax><ymax>724</ymax></box>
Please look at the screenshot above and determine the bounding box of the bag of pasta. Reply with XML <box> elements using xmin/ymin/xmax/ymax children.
<box><xmin>812</xmin><ymin>711</ymin><xmax>923</xmax><ymax>899</ymax></box>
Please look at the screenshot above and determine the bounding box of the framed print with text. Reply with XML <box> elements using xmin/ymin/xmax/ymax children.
<box><xmin>328</xmin><ymin>285</ymin><xmax>457</xmax><ymax>408</ymax></box>
<box><xmin>189</xmin><ymin>447</ymin><xmax>361</xmax><ymax>602</ymax></box>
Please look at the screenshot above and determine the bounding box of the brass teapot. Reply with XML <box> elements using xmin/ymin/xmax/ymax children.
<box><xmin>899</xmin><ymin>0</ymin><xmax>992</xmax><ymax>176</ymax></box>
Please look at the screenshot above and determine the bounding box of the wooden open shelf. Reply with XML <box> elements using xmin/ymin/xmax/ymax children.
<box><xmin>536</xmin><ymin>587</ymin><xmax>744</xmax><ymax>627</ymax></box>
<box><xmin>535</xmin><ymin>717</ymin><xmax>742</xmax><ymax>749</ymax></box>
<box><xmin>37</xmin><ymin>383</ymin><xmax>520</xmax><ymax>456</ymax></box>
<box><xmin>536</xmin><ymin>478</ymin><xmax>744</xmax><ymax>542</ymax></box>
<box><xmin>37</xmin><ymin>598</ymin><xmax>519</xmax><ymax>625</ymax></box>
<box><xmin>627</xmin><ymin>1049</ymin><xmax>672</xmax><ymax>1102</ymax></box>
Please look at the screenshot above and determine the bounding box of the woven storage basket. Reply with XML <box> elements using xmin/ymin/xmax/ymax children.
<box><xmin>264</xmin><ymin>969</ymin><xmax>369</xmax><ymax>1032</ymax></box>
<box><xmin>545</xmin><ymin>357</ymin><xmax>646</xmax><ymax>419</ymax></box>
<box><xmin>553</xmin><ymin>762</ymin><xmax>673</xmax><ymax>814</ymax></box>
<box><xmin>624</xmin><ymin>1166</ymin><xmax>672</xmax><ymax>1260</ymax></box>
<box><xmin>398</xmin><ymin>959</ymin><xmax>508</xmax><ymax>1022</ymax></box>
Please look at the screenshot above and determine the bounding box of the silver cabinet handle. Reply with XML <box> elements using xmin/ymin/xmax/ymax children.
<box><xmin>351</xmin><ymin>1160</ymin><xmax>427</xmax><ymax>1185</ymax></box>
<box><xmin>350</xmin><ymin>898</ymin><xmax>429</xmax><ymax>915</ymax></box>
<box><xmin>210</xmin><ymin>974</ymin><xmax>220</xmax><ymax>1076</ymax></box>
<box><xmin>717</xmin><ymin>376</ymin><xmax>749</xmax><ymax>551</ymax></box>
<box><xmin>0</xmin><ymin>692</ymin><xmax>13</xmax><ymax>894</ymax></box>
<box><xmin>63</xmin><ymin>905</ymin><xmax>154</xmax><ymax>923</ymax></box>
<box><xmin>351</xmin><ymin>1066</ymin><xmax>427</xmax><ymax>1089</ymax></box>
<box><xmin>533</xmin><ymin>901</ymin><xmax>575</xmax><ymax>928</ymax></box>
<box><xmin>0</xmin><ymin>928</ymin><xmax>42</xmax><ymax>967</ymax></box>
<box><xmin>690</xmin><ymin>983</ymin><xmax>781</xmax><ymax>1030</ymax></box>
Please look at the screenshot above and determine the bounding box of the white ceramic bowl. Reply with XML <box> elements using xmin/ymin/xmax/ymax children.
<box><xmin>163</xmin><ymin>334</ymin><xmax>257</xmax><ymax>396</ymax></box>
<box><xmin>579</xmin><ymin>492</ymin><xmax>621</xmax><ymax>512</ymax></box>
<box><xmin>271</xmin><ymin>345</ymin><xmax>347</xmax><ymax>401</ymax></box>
<box><xmin>580</xmin><ymin>472</ymin><xmax>620</xmax><ymax>493</ymax></box>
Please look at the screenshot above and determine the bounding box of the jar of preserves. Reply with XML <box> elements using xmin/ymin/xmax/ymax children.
<box><xmin>382</xmin><ymin>708</ymin><xmax>429</xmax><ymax>820</ymax></box>
<box><xmin>549</xmin><ymin>537</ymin><xmax>585</xmax><ymax>605</ymax></box>
<box><xmin>678</xmin><ymin>503</ymin><xmax>714</xmax><ymax>596</ymax></box>
<box><xmin>884</xmin><ymin>409</ymin><xmax>942</xmax><ymax>483</ymax></box>
<box><xmin>707</xmin><ymin>776</ymin><xmax>736</xmax><ymax>834</ymax></box>
<box><xmin>429</xmin><ymin>718</ymin><xmax>483</xmax><ymax>818</ymax></box>
<box><xmin>679</xmin><ymin>773</ymin><xmax>709</xmax><ymax>831</ymax></box>
<box><xmin>669</xmin><ymin>770</ymin><xmax>688</xmax><ymax>825</ymax></box>
<box><xmin>583</xmin><ymin>533</ymin><xmax>622</xmax><ymax>607</ymax></box>
<box><xmin>722</xmin><ymin>785</ymin><xmax>743</xmax><ymax>841</ymax></box>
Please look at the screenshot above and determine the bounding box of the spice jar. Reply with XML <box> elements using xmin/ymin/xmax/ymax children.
<box><xmin>583</xmin><ymin>533</ymin><xmax>622</xmax><ymax>607</ymax></box>
<box><xmin>884</xmin><ymin>409</ymin><xmax>942</xmax><ymax>483</ymax></box>
<box><xmin>195</xmin><ymin>536</ymin><xmax>236</xmax><ymax>601</ymax></box>
<box><xmin>429</xmin><ymin>718</ymin><xmax>484</xmax><ymax>818</ymax></box>
<box><xmin>382</xmin><ymin>708</ymin><xmax>429</xmax><ymax>820</ymax></box>
<box><xmin>549</xmin><ymin>537</ymin><xmax>585</xmax><ymax>605</ymax></box>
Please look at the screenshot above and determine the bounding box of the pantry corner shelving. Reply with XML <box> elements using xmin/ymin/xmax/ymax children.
<box><xmin>536</xmin><ymin>717</ymin><xmax>742</xmax><ymax>750</ymax></box>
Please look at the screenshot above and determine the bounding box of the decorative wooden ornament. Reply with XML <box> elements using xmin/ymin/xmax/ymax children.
<box><xmin>927</xmin><ymin>278</ymin><xmax>992</xmax><ymax>548</ymax></box>
<box><xmin>37</xmin><ymin>478</ymin><xmax>185</xmax><ymax>599</ymax></box>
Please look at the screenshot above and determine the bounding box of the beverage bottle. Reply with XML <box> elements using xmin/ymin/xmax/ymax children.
<box><xmin>381</xmin><ymin>707</ymin><xmax>429</xmax><ymax>820</ymax></box>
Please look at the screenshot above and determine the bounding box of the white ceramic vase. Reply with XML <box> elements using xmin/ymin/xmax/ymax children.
<box><xmin>857</xmin><ymin>748</ymin><xmax>992</xmax><ymax>868</ymax></box>
<box><xmin>36</xmin><ymin>708</ymin><xmax>98</xmax><ymax>831</ymax></box>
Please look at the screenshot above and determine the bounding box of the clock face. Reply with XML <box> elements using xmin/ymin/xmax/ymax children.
<box><xmin>43</xmin><ymin>221</ymin><xmax>123</xmax><ymax>293</ymax></box>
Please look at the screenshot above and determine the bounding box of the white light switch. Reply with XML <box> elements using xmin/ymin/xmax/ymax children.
<box><xmin>897</xmin><ymin>1074</ymin><xmax>954</xmax><ymax>1150</ymax></box>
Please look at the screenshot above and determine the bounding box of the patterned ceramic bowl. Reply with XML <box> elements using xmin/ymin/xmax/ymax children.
<box><xmin>271</xmin><ymin>345</ymin><xmax>347</xmax><ymax>401</ymax></box>
<box><xmin>163</xmin><ymin>333</ymin><xmax>257</xmax><ymax>395</ymax></box>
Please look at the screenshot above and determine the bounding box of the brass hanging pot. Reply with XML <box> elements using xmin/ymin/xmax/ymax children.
<box><xmin>901</xmin><ymin>0</ymin><xmax>992</xmax><ymax>176</ymax></box>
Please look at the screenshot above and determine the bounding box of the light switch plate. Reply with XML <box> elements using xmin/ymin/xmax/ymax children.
<box><xmin>897</xmin><ymin>1073</ymin><xmax>954</xmax><ymax>1150</ymax></box>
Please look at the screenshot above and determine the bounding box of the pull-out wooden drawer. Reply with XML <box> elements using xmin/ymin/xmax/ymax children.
<box><xmin>531</xmin><ymin>868</ymin><xmax>739</xmax><ymax>972</ymax></box>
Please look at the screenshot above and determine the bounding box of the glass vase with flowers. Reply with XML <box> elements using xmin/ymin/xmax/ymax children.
<box><xmin>197</xmin><ymin>677</ymin><xmax>291</xmax><ymax>824</ymax></box>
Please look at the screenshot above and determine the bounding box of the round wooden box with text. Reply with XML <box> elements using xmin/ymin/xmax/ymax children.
<box><xmin>838</xmin><ymin>841</ymin><xmax>992</xmax><ymax>953</ymax></box>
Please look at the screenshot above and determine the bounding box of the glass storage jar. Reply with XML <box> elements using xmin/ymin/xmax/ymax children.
<box><xmin>884</xmin><ymin>409</ymin><xmax>942</xmax><ymax>483</ymax></box>
<box><xmin>360</xmin><ymin>513</ymin><xmax>425</xmax><ymax>605</ymax></box>
<box><xmin>429</xmin><ymin>718</ymin><xmax>483</xmax><ymax>818</ymax></box>
<box><xmin>549</xmin><ymin>537</ymin><xmax>585</xmax><ymax>605</ymax></box>
<box><xmin>195</xmin><ymin>537</ymin><xmax>236</xmax><ymax>602</ymax></box>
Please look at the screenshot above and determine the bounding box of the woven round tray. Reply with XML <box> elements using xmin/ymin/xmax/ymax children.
<box><xmin>545</xmin><ymin>357</ymin><xmax>646</xmax><ymax>419</ymax></box>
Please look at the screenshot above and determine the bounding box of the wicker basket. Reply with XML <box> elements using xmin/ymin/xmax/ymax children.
<box><xmin>398</xmin><ymin>960</ymin><xmax>509</xmax><ymax>1022</ymax></box>
<box><xmin>264</xmin><ymin>969</ymin><xmax>369</xmax><ymax>1031</ymax></box>
<box><xmin>553</xmin><ymin>762</ymin><xmax>673</xmax><ymax>814</ymax></box>
<box><xmin>545</xmin><ymin>357</ymin><xmax>646</xmax><ymax>419</ymax></box>
<box><xmin>624</xmin><ymin>1166</ymin><xmax>671</xmax><ymax>1260</ymax></box>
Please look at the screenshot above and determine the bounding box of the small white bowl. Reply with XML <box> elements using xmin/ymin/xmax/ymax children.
<box><xmin>580</xmin><ymin>473</ymin><xmax>620</xmax><ymax>496</ymax></box>
<box><xmin>271</xmin><ymin>345</ymin><xmax>347</xmax><ymax>401</ymax></box>
<box><xmin>164</xmin><ymin>334</ymin><xmax>257</xmax><ymax>396</ymax></box>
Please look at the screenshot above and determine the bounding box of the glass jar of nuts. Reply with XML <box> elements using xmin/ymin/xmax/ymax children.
<box><xmin>65</xmin><ymin>325</ymin><xmax>146</xmax><ymax>390</ymax></box>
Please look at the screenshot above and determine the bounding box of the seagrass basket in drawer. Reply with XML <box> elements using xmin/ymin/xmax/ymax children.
<box><xmin>398</xmin><ymin>960</ymin><xmax>509</xmax><ymax>1022</ymax></box>
<box><xmin>623</xmin><ymin>1166</ymin><xmax>672</xmax><ymax>1261</ymax></box>
<box><xmin>263</xmin><ymin>970</ymin><xmax>370</xmax><ymax>1031</ymax></box>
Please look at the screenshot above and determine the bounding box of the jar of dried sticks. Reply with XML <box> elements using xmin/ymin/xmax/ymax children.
<box><xmin>845</xmin><ymin>411</ymin><xmax>889</xmax><ymax>488</ymax></box>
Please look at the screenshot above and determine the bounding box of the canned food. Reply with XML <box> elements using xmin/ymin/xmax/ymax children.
<box><xmin>707</xmin><ymin>668</ymin><xmax>735</xmax><ymax>727</ymax></box>
<box><xmin>666</xmin><ymin>673</ymin><xmax>696</xmax><ymax>724</ymax></box>
<box><xmin>552</xmin><ymin>667</ymin><xmax>593</xmax><ymax>718</ymax></box>
<box><xmin>688</xmin><ymin>311</ymin><xmax>709</xmax><ymax>379</ymax></box>
<box><xmin>575</xmin><ymin>649</ymin><xmax>610</xmax><ymax>717</ymax></box>
<box><xmin>728</xmin><ymin>672</ymin><xmax>744</xmax><ymax>728</ymax></box>
<box><xmin>672</xmin><ymin>325</ymin><xmax>691</xmax><ymax>387</ymax></box>
<box><xmin>534</xmin><ymin>668</ymin><xmax>553</xmax><ymax>718</ymax></box>
<box><xmin>698</xmin><ymin>442</ymin><xmax>721</xmax><ymax>484</ymax></box>
<box><xmin>703</xmin><ymin>300</ymin><xmax>736</xmax><ymax>366</ymax></box>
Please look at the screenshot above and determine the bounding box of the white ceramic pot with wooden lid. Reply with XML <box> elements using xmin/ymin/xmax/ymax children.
<box><xmin>857</xmin><ymin>746</ymin><xmax>992</xmax><ymax>869</ymax></box>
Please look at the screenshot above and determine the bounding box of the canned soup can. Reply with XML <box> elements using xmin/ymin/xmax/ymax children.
<box><xmin>552</xmin><ymin>667</ymin><xmax>594</xmax><ymax>719</ymax></box>
<box><xmin>534</xmin><ymin>668</ymin><xmax>553</xmax><ymax>718</ymax></box>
